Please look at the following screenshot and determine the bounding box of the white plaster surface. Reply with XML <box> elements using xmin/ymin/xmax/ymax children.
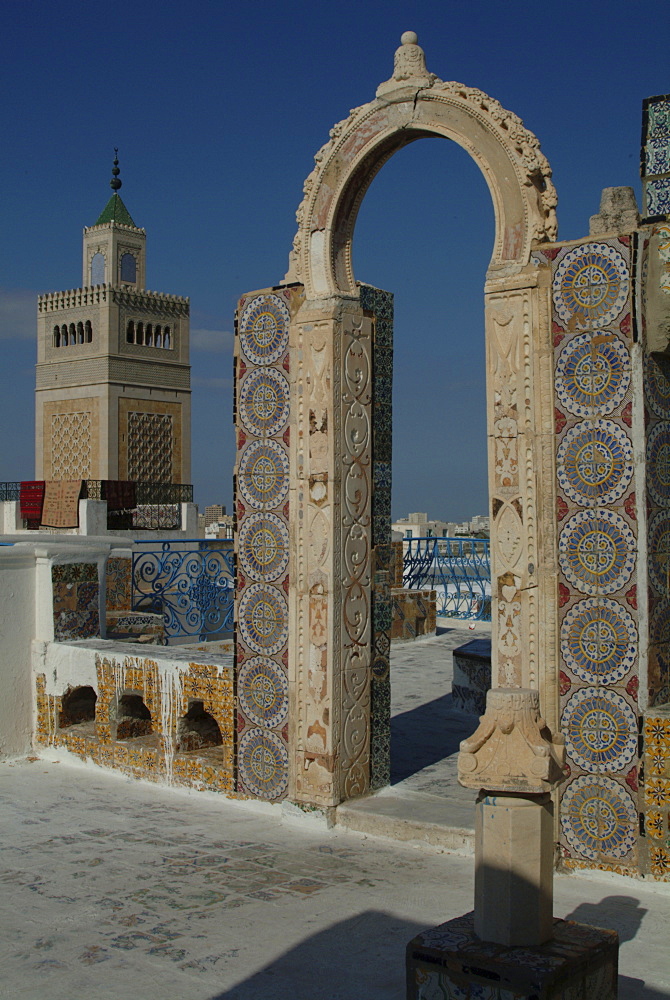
<box><xmin>0</xmin><ymin>548</ymin><xmax>35</xmax><ymax>757</ymax></box>
<box><xmin>0</xmin><ymin>755</ymin><xmax>668</xmax><ymax>999</ymax></box>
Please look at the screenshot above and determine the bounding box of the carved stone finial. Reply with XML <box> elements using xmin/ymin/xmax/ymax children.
<box><xmin>376</xmin><ymin>31</ymin><xmax>436</xmax><ymax>98</ymax></box>
<box><xmin>458</xmin><ymin>688</ymin><xmax>565</xmax><ymax>794</ymax></box>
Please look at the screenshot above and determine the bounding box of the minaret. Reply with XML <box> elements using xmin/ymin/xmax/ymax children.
<box><xmin>35</xmin><ymin>153</ymin><xmax>191</xmax><ymax>483</ymax></box>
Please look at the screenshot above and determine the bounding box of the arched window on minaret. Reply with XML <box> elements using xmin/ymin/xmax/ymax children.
<box><xmin>54</xmin><ymin>325</ymin><xmax>60</xmax><ymax>348</ymax></box>
<box><xmin>120</xmin><ymin>253</ymin><xmax>136</xmax><ymax>284</ymax></box>
<box><xmin>163</xmin><ymin>326</ymin><xmax>171</xmax><ymax>349</ymax></box>
<box><xmin>155</xmin><ymin>325</ymin><xmax>162</xmax><ymax>348</ymax></box>
<box><xmin>69</xmin><ymin>323</ymin><xmax>76</xmax><ymax>345</ymax></box>
<box><xmin>90</xmin><ymin>252</ymin><xmax>105</xmax><ymax>286</ymax></box>
<box><xmin>146</xmin><ymin>323</ymin><xmax>153</xmax><ymax>346</ymax></box>
<box><xmin>62</xmin><ymin>326</ymin><xmax>69</xmax><ymax>346</ymax></box>
<box><xmin>85</xmin><ymin>320</ymin><xmax>93</xmax><ymax>343</ymax></box>
<box><xmin>137</xmin><ymin>322</ymin><xmax>144</xmax><ymax>346</ymax></box>
<box><xmin>77</xmin><ymin>322</ymin><xmax>84</xmax><ymax>344</ymax></box>
<box><xmin>126</xmin><ymin>320</ymin><xmax>135</xmax><ymax>344</ymax></box>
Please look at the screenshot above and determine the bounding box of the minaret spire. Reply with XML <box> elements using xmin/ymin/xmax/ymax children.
<box><xmin>110</xmin><ymin>149</ymin><xmax>122</xmax><ymax>192</ymax></box>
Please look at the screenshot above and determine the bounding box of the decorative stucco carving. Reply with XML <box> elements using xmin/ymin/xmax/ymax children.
<box><xmin>458</xmin><ymin>688</ymin><xmax>565</xmax><ymax>794</ymax></box>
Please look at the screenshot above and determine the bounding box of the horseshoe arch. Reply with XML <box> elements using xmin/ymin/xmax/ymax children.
<box><xmin>235</xmin><ymin>32</ymin><xmax>560</xmax><ymax>806</ymax></box>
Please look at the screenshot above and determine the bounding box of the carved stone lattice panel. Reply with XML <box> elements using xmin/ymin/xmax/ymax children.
<box><xmin>127</xmin><ymin>412</ymin><xmax>173</xmax><ymax>483</ymax></box>
<box><xmin>50</xmin><ymin>411</ymin><xmax>92</xmax><ymax>479</ymax></box>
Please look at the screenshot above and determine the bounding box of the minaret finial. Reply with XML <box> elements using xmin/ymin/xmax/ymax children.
<box><xmin>110</xmin><ymin>148</ymin><xmax>122</xmax><ymax>192</ymax></box>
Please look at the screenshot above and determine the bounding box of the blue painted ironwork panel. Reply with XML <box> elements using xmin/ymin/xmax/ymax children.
<box><xmin>402</xmin><ymin>536</ymin><xmax>491</xmax><ymax>621</ymax></box>
<box><xmin>131</xmin><ymin>539</ymin><xmax>235</xmax><ymax>641</ymax></box>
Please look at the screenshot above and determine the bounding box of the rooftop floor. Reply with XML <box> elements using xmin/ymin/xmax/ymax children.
<box><xmin>2</xmin><ymin>750</ymin><xmax>670</xmax><ymax>999</ymax></box>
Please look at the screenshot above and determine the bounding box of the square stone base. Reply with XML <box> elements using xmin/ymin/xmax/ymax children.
<box><xmin>406</xmin><ymin>912</ymin><xmax>618</xmax><ymax>999</ymax></box>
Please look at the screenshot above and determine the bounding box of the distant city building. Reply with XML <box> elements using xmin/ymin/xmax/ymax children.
<box><xmin>205</xmin><ymin>514</ymin><xmax>234</xmax><ymax>540</ymax></box>
<box><xmin>204</xmin><ymin>504</ymin><xmax>226</xmax><ymax>527</ymax></box>
<box><xmin>392</xmin><ymin>512</ymin><xmax>490</xmax><ymax>540</ymax></box>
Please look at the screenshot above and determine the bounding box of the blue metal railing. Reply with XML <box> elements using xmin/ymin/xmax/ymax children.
<box><xmin>131</xmin><ymin>539</ymin><xmax>235</xmax><ymax>642</ymax></box>
<box><xmin>402</xmin><ymin>536</ymin><xmax>491</xmax><ymax>621</ymax></box>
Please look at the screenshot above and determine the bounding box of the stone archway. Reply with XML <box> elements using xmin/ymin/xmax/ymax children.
<box><xmin>234</xmin><ymin>33</ymin><xmax>560</xmax><ymax>806</ymax></box>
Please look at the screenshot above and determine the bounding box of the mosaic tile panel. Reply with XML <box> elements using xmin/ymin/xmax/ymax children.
<box><xmin>35</xmin><ymin>652</ymin><xmax>235</xmax><ymax>793</ymax></box>
<box><xmin>52</xmin><ymin>562</ymin><xmax>100</xmax><ymax>641</ymax></box>
<box><xmin>542</xmin><ymin>237</ymin><xmax>642</xmax><ymax>872</ymax></box>
<box><xmin>645</xmin><ymin>351</ymin><xmax>670</xmax><ymax>712</ymax></box>
<box><xmin>391</xmin><ymin>589</ymin><xmax>436</xmax><ymax>641</ymax></box>
<box><xmin>407</xmin><ymin>913</ymin><xmax>618</xmax><ymax>1000</ymax></box>
<box><xmin>105</xmin><ymin>556</ymin><xmax>132</xmax><ymax>612</ymax></box>
<box><xmin>362</xmin><ymin>284</ymin><xmax>394</xmax><ymax>791</ymax></box>
<box><xmin>642</xmin><ymin>95</ymin><xmax>670</xmax><ymax>222</ymax></box>
<box><xmin>641</xmin><ymin>707</ymin><xmax>670</xmax><ymax>879</ymax></box>
<box><xmin>234</xmin><ymin>287</ymin><xmax>299</xmax><ymax>800</ymax></box>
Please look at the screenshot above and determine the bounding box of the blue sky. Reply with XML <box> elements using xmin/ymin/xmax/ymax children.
<box><xmin>1</xmin><ymin>0</ymin><xmax>668</xmax><ymax>520</ymax></box>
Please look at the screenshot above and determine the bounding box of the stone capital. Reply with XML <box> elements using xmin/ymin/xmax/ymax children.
<box><xmin>458</xmin><ymin>688</ymin><xmax>565</xmax><ymax>794</ymax></box>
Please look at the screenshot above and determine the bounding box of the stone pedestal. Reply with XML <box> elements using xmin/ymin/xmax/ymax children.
<box><xmin>406</xmin><ymin>913</ymin><xmax>618</xmax><ymax>1000</ymax></box>
<box><xmin>475</xmin><ymin>792</ymin><xmax>553</xmax><ymax>946</ymax></box>
<box><xmin>406</xmin><ymin>688</ymin><xmax>620</xmax><ymax>997</ymax></box>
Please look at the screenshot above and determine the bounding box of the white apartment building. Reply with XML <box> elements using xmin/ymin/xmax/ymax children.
<box><xmin>392</xmin><ymin>512</ymin><xmax>490</xmax><ymax>540</ymax></box>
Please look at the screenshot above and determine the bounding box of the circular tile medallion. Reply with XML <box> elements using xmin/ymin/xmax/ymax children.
<box><xmin>238</xmin><ymin>656</ymin><xmax>288</xmax><ymax>729</ymax></box>
<box><xmin>239</xmin><ymin>728</ymin><xmax>288</xmax><ymax>799</ymax></box>
<box><xmin>239</xmin><ymin>366</ymin><xmax>290</xmax><ymax>438</ymax></box>
<box><xmin>553</xmin><ymin>243</ymin><xmax>629</xmax><ymax>328</ymax></box>
<box><xmin>563</xmin><ymin>688</ymin><xmax>637</xmax><ymax>773</ymax></box>
<box><xmin>646</xmin><ymin>422</ymin><xmax>670</xmax><ymax>507</ymax></box>
<box><xmin>557</xmin><ymin>420</ymin><xmax>633</xmax><ymax>506</ymax></box>
<box><xmin>238</xmin><ymin>511</ymin><xmax>289</xmax><ymax>582</ymax></box>
<box><xmin>561</xmin><ymin>597</ymin><xmax>637</xmax><ymax>685</ymax></box>
<box><xmin>238</xmin><ymin>439</ymin><xmax>289</xmax><ymax>511</ymax></box>
<box><xmin>555</xmin><ymin>333</ymin><xmax>630</xmax><ymax>418</ymax></box>
<box><xmin>238</xmin><ymin>582</ymin><xmax>288</xmax><ymax>656</ymax></box>
<box><xmin>559</xmin><ymin>509</ymin><xmax>636</xmax><ymax>595</ymax></box>
<box><xmin>239</xmin><ymin>293</ymin><xmax>290</xmax><ymax>366</ymax></box>
<box><xmin>561</xmin><ymin>775</ymin><xmax>637</xmax><ymax>860</ymax></box>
